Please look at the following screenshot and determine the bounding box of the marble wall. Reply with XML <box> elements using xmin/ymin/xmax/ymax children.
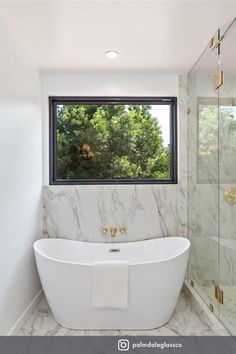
<box><xmin>42</xmin><ymin>76</ymin><xmax>188</xmax><ymax>243</ymax></box>
<box><xmin>186</xmin><ymin>25</ymin><xmax>236</xmax><ymax>334</ymax></box>
<box><xmin>187</xmin><ymin>73</ymin><xmax>236</xmax><ymax>287</ymax></box>
<box><xmin>187</xmin><ymin>74</ymin><xmax>219</xmax><ymax>284</ymax></box>
<box><xmin>43</xmin><ymin>184</ymin><xmax>186</xmax><ymax>242</ymax></box>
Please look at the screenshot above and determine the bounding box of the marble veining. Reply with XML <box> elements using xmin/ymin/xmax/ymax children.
<box><xmin>187</xmin><ymin>74</ymin><xmax>236</xmax><ymax>290</ymax></box>
<box><xmin>43</xmin><ymin>184</ymin><xmax>187</xmax><ymax>242</ymax></box>
<box><xmin>187</xmin><ymin>71</ymin><xmax>236</xmax><ymax>336</ymax></box>
<box><xmin>17</xmin><ymin>292</ymin><xmax>223</xmax><ymax>336</ymax></box>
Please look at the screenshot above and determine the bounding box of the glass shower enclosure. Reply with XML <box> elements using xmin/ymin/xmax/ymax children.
<box><xmin>187</xmin><ymin>17</ymin><xmax>236</xmax><ymax>334</ymax></box>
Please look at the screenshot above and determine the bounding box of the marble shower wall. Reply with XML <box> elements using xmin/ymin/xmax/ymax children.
<box><xmin>43</xmin><ymin>76</ymin><xmax>187</xmax><ymax>243</ymax></box>
<box><xmin>187</xmin><ymin>72</ymin><xmax>236</xmax><ymax>287</ymax></box>
<box><xmin>218</xmin><ymin>75</ymin><xmax>236</xmax><ymax>287</ymax></box>
<box><xmin>187</xmin><ymin>74</ymin><xmax>219</xmax><ymax>284</ymax></box>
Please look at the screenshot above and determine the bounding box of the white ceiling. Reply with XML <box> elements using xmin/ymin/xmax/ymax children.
<box><xmin>0</xmin><ymin>0</ymin><xmax>236</xmax><ymax>74</ymax></box>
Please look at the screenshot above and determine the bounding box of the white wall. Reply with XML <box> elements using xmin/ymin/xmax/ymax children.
<box><xmin>0</xmin><ymin>21</ymin><xmax>42</xmax><ymax>335</ymax></box>
<box><xmin>42</xmin><ymin>74</ymin><xmax>187</xmax><ymax>242</ymax></box>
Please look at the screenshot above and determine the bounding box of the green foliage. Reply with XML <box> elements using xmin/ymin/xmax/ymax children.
<box><xmin>198</xmin><ymin>103</ymin><xmax>236</xmax><ymax>180</ymax></box>
<box><xmin>56</xmin><ymin>104</ymin><xmax>170</xmax><ymax>180</ymax></box>
<box><xmin>199</xmin><ymin>103</ymin><xmax>236</xmax><ymax>152</ymax></box>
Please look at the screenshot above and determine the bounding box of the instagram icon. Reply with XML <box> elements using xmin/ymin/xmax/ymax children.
<box><xmin>118</xmin><ymin>339</ymin><xmax>130</xmax><ymax>351</ymax></box>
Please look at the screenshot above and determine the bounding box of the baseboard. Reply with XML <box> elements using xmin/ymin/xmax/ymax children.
<box><xmin>7</xmin><ymin>289</ymin><xmax>43</xmax><ymax>336</ymax></box>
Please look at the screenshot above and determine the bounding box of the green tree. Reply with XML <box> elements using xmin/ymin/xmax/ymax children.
<box><xmin>198</xmin><ymin>103</ymin><xmax>236</xmax><ymax>180</ymax></box>
<box><xmin>56</xmin><ymin>104</ymin><xmax>170</xmax><ymax>180</ymax></box>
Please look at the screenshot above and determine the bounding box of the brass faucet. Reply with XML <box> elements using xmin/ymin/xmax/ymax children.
<box><xmin>119</xmin><ymin>227</ymin><xmax>126</xmax><ymax>234</ymax></box>
<box><xmin>101</xmin><ymin>227</ymin><xmax>108</xmax><ymax>235</ymax></box>
<box><xmin>110</xmin><ymin>227</ymin><xmax>118</xmax><ymax>238</ymax></box>
<box><xmin>101</xmin><ymin>226</ymin><xmax>127</xmax><ymax>237</ymax></box>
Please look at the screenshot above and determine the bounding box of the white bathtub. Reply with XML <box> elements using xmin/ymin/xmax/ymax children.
<box><xmin>34</xmin><ymin>237</ymin><xmax>190</xmax><ymax>330</ymax></box>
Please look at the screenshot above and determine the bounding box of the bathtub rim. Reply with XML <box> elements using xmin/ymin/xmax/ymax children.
<box><xmin>34</xmin><ymin>237</ymin><xmax>190</xmax><ymax>266</ymax></box>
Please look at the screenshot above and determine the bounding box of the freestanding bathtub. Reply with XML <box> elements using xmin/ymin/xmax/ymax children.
<box><xmin>34</xmin><ymin>237</ymin><xmax>190</xmax><ymax>330</ymax></box>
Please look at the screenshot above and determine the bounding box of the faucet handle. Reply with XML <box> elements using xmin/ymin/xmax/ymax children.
<box><xmin>101</xmin><ymin>227</ymin><xmax>108</xmax><ymax>234</ymax></box>
<box><xmin>110</xmin><ymin>227</ymin><xmax>118</xmax><ymax>237</ymax></box>
<box><xmin>119</xmin><ymin>227</ymin><xmax>127</xmax><ymax>235</ymax></box>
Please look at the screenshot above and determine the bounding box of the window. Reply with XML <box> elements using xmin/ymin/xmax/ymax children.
<box><xmin>49</xmin><ymin>97</ymin><xmax>177</xmax><ymax>184</ymax></box>
<box><xmin>197</xmin><ymin>97</ymin><xmax>236</xmax><ymax>183</ymax></box>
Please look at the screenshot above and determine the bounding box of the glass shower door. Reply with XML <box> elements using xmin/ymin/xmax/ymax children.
<box><xmin>218</xmin><ymin>18</ymin><xmax>236</xmax><ymax>334</ymax></box>
<box><xmin>187</xmin><ymin>17</ymin><xmax>236</xmax><ymax>334</ymax></box>
<box><xmin>187</xmin><ymin>31</ymin><xmax>220</xmax><ymax>316</ymax></box>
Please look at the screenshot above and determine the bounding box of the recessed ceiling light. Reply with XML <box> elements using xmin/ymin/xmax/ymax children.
<box><xmin>105</xmin><ymin>50</ymin><xmax>119</xmax><ymax>59</ymax></box>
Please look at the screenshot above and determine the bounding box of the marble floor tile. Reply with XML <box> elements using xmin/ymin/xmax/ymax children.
<box><xmin>17</xmin><ymin>292</ymin><xmax>223</xmax><ymax>336</ymax></box>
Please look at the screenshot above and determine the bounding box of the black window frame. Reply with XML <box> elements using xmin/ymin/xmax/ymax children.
<box><xmin>49</xmin><ymin>96</ymin><xmax>178</xmax><ymax>185</ymax></box>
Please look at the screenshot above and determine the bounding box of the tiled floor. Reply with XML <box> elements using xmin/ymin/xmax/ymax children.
<box><xmin>17</xmin><ymin>292</ymin><xmax>225</xmax><ymax>336</ymax></box>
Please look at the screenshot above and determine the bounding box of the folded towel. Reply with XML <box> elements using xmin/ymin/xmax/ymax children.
<box><xmin>92</xmin><ymin>261</ymin><xmax>129</xmax><ymax>309</ymax></box>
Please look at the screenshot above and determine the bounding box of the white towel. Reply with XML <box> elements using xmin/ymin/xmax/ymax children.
<box><xmin>92</xmin><ymin>261</ymin><xmax>129</xmax><ymax>309</ymax></box>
